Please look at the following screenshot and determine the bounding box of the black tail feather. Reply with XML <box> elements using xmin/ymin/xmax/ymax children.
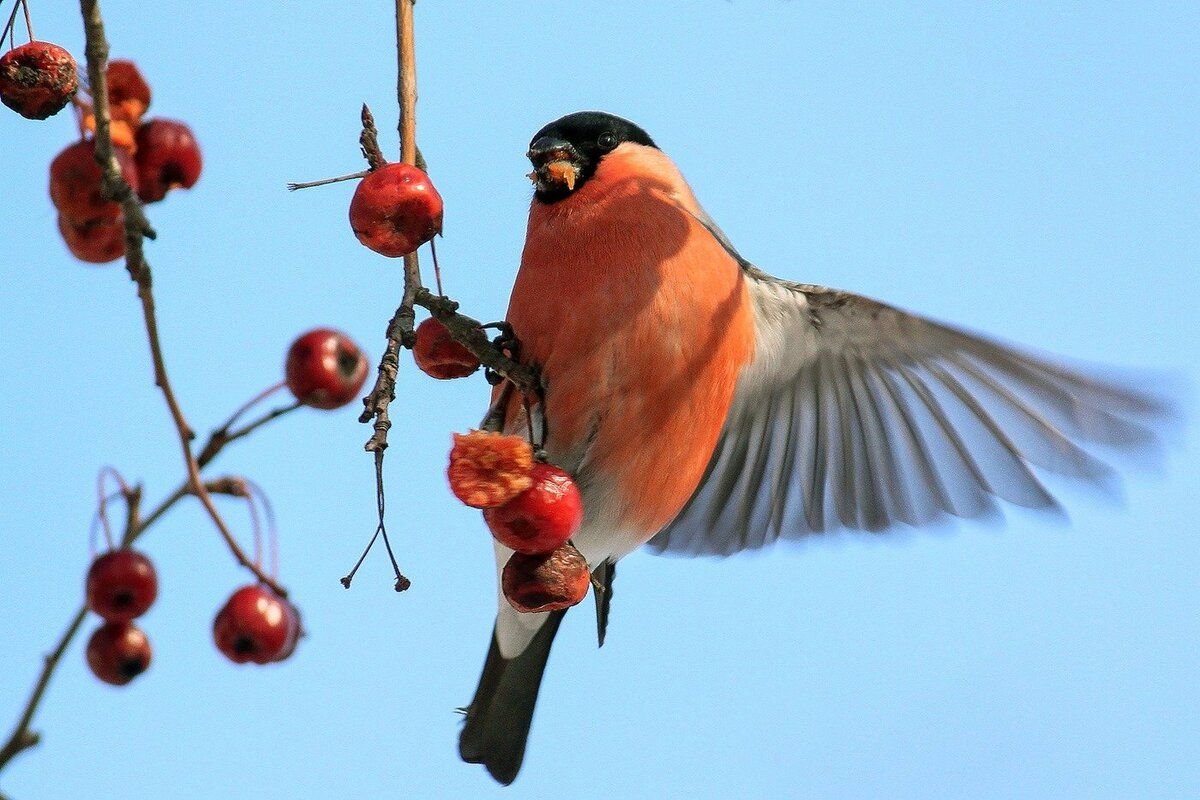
<box><xmin>459</xmin><ymin>610</ymin><xmax>566</xmax><ymax>785</ymax></box>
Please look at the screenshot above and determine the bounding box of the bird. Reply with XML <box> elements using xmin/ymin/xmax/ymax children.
<box><xmin>457</xmin><ymin>110</ymin><xmax>1172</xmax><ymax>784</ymax></box>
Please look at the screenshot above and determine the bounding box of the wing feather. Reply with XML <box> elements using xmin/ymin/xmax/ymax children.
<box><xmin>648</xmin><ymin>268</ymin><xmax>1173</xmax><ymax>556</ymax></box>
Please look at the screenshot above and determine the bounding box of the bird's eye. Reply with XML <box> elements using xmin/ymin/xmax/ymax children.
<box><xmin>597</xmin><ymin>132</ymin><xmax>617</xmax><ymax>151</ymax></box>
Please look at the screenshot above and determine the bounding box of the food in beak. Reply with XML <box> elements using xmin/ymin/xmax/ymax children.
<box><xmin>528</xmin><ymin>159</ymin><xmax>579</xmax><ymax>191</ymax></box>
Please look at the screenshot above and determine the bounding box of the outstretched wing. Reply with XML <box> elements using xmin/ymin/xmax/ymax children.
<box><xmin>648</xmin><ymin>265</ymin><xmax>1173</xmax><ymax>556</ymax></box>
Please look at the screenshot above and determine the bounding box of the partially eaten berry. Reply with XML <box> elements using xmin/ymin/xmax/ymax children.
<box><xmin>284</xmin><ymin>328</ymin><xmax>369</xmax><ymax>410</ymax></box>
<box><xmin>485</xmin><ymin>463</ymin><xmax>583</xmax><ymax>554</ymax></box>
<box><xmin>134</xmin><ymin>118</ymin><xmax>202</xmax><ymax>203</ymax></box>
<box><xmin>502</xmin><ymin>544</ymin><xmax>591</xmax><ymax>614</ymax></box>
<box><xmin>104</xmin><ymin>59</ymin><xmax>151</xmax><ymax>123</ymax></box>
<box><xmin>413</xmin><ymin>318</ymin><xmax>481</xmax><ymax>380</ymax></box>
<box><xmin>0</xmin><ymin>41</ymin><xmax>78</xmax><ymax>120</ymax></box>
<box><xmin>86</xmin><ymin>548</ymin><xmax>158</xmax><ymax>622</ymax></box>
<box><xmin>447</xmin><ymin>431</ymin><xmax>534</xmax><ymax>509</ymax></box>
<box><xmin>349</xmin><ymin>163</ymin><xmax>443</xmax><ymax>258</ymax></box>
<box><xmin>86</xmin><ymin>621</ymin><xmax>152</xmax><ymax>686</ymax></box>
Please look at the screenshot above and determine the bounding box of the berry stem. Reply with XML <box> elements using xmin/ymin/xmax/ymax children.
<box><xmin>215</xmin><ymin>380</ymin><xmax>288</xmax><ymax>436</ymax></box>
<box><xmin>429</xmin><ymin>236</ymin><xmax>443</xmax><ymax>296</ymax></box>
<box><xmin>1</xmin><ymin>1</ymin><xmax>23</xmax><ymax>47</ymax></box>
<box><xmin>20</xmin><ymin>0</ymin><xmax>32</xmax><ymax>41</ymax></box>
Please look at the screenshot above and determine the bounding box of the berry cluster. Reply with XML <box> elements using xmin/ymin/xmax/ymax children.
<box><xmin>342</xmin><ymin>156</ymin><xmax>588</xmax><ymax>611</ymax></box>
<box><xmin>84</xmin><ymin>549</ymin><xmax>156</xmax><ymax>685</ymax></box>
<box><xmin>81</xmin><ymin>328</ymin><xmax>368</xmax><ymax>686</ymax></box>
<box><xmin>37</xmin><ymin>59</ymin><xmax>202</xmax><ymax>264</ymax></box>
<box><xmin>448</xmin><ymin>432</ymin><xmax>589</xmax><ymax>613</ymax></box>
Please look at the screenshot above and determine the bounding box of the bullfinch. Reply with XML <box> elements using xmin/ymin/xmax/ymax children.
<box><xmin>458</xmin><ymin>111</ymin><xmax>1171</xmax><ymax>784</ymax></box>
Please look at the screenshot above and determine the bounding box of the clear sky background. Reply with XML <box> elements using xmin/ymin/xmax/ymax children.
<box><xmin>1</xmin><ymin>2</ymin><xmax>1197</xmax><ymax>798</ymax></box>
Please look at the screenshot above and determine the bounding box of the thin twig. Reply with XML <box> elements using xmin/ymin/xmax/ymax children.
<box><xmin>79</xmin><ymin>0</ymin><xmax>283</xmax><ymax>599</ymax></box>
<box><xmin>287</xmin><ymin>170</ymin><xmax>368</xmax><ymax>191</ymax></box>
<box><xmin>196</xmin><ymin>401</ymin><xmax>303</xmax><ymax>469</ymax></box>
<box><xmin>0</xmin><ymin>392</ymin><xmax>298</xmax><ymax>773</ymax></box>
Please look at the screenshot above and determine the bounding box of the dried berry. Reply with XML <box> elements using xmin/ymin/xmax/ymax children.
<box><xmin>0</xmin><ymin>41</ymin><xmax>78</xmax><ymax>120</ymax></box>
<box><xmin>502</xmin><ymin>544</ymin><xmax>590</xmax><ymax>614</ymax></box>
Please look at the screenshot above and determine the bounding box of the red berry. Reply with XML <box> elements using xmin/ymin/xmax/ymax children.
<box><xmin>105</xmin><ymin>59</ymin><xmax>151</xmax><ymax>120</ymax></box>
<box><xmin>284</xmin><ymin>328</ymin><xmax>369</xmax><ymax>410</ymax></box>
<box><xmin>412</xmin><ymin>318</ymin><xmax>480</xmax><ymax>379</ymax></box>
<box><xmin>502</xmin><ymin>544</ymin><xmax>590</xmax><ymax>614</ymax></box>
<box><xmin>134</xmin><ymin>118</ymin><xmax>202</xmax><ymax>203</ymax></box>
<box><xmin>212</xmin><ymin>585</ymin><xmax>292</xmax><ymax>665</ymax></box>
<box><xmin>348</xmin><ymin>163</ymin><xmax>443</xmax><ymax>258</ymax></box>
<box><xmin>0</xmin><ymin>41</ymin><xmax>78</xmax><ymax>120</ymax></box>
<box><xmin>86</xmin><ymin>621</ymin><xmax>152</xmax><ymax>686</ymax></box>
<box><xmin>86</xmin><ymin>549</ymin><xmax>158</xmax><ymax>622</ymax></box>
<box><xmin>58</xmin><ymin>214</ymin><xmax>125</xmax><ymax>264</ymax></box>
<box><xmin>485</xmin><ymin>463</ymin><xmax>583</xmax><ymax>554</ymax></box>
<box><xmin>49</xmin><ymin>139</ymin><xmax>139</xmax><ymax>223</ymax></box>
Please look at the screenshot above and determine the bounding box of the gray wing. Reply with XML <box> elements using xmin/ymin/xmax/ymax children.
<box><xmin>648</xmin><ymin>266</ymin><xmax>1174</xmax><ymax>557</ymax></box>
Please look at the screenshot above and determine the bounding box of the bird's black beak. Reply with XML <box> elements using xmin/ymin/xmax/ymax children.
<box><xmin>527</xmin><ymin>136</ymin><xmax>582</xmax><ymax>193</ymax></box>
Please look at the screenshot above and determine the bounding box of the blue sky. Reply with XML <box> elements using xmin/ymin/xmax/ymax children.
<box><xmin>1</xmin><ymin>2</ymin><xmax>1197</xmax><ymax>798</ymax></box>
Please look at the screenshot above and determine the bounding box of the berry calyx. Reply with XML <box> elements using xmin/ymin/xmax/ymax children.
<box><xmin>212</xmin><ymin>585</ymin><xmax>293</xmax><ymax>665</ymax></box>
<box><xmin>86</xmin><ymin>621</ymin><xmax>152</xmax><ymax>686</ymax></box>
<box><xmin>134</xmin><ymin>118</ymin><xmax>202</xmax><ymax>203</ymax></box>
<box><xmin>0</xmin><ymin>41</ymin><xmax>78</xmax><ymax>120</ymax></box>
<box><xmin>413</xmin><ymin>318</ymin><xmax>481</xmax><ymax>380</ymax></box>
<box><xmin>447</xmin><ymin>431</ymin><xmax>534</xmax><ymax>509</ymax></box>
<box><xmin>485</xmin><ymin>463</ymin><xmax>583</xmax><ymax>554</ymax></box>
<box><xmin>86</xmin><ymin>549</ymin><xmax>158</xmax><ymax>622</ymax></box>
<box><xmin>349</xmin><ymin>163</ymin><xmax>443</xmax><ymax>258</ymax></box>
<box><xmin>49</xmin><ymin>139</ymin><xmax>140</xmax><ymax>223</ymax></box>
<box><xmin>58</xmin><ymin>214</ymin><xmax>125</xmax><ymax>264</ymax></box>
<box><xmin>284</xmin><ymin>328</ymin><xmax>369</xmax><ymax>410</ymax></box>
<box><xmin>502</xmin><ymin>544</ymin><xmax>591</xmax><ymax>614</ymax></box>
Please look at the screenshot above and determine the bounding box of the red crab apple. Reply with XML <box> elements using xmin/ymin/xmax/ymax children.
<box><xmin>86</xmin><ymin>548</ymin><xmax>158</xmax><ymax>622</ymax></box>
<box><xmin>0</xmin><ymin>41</ymin><xmax>78</xmax><ymax>119</ymax></box>
<box><xmin>412</xmin><ymin>318</ymin><xmax>481</xmax><ymax>379</ymax></box>
<box><xmin>485</xmin><ymin>463</ymin><xmax>583</xmax><ymax>554</ymax></box>
<box><xmin>134</xmin><ymin>118</ymin><xmax>202</xmax><ymax>202</ymax></box>
<box><xmin>213</xmin><ymin>585</ymin><xmax>296</xmax><ymax>665</ymax></box>
<box><xmin>285</xmin><ymin>328</ymin><xmax>369</xmax><ymax>410</ymax></box>
<box><xmin>58</xmin><ymin>214</ymin><xmax>125</xmax><ymax>264</ymax></box>
<box><xmin>86</xmin><ymin>621</ymin><xmax>152</xmax><ymax>686</ymax></box>
<box><xmin>502</xmin><ymin>544</ymin><xmax>591</xmax><ymax>613</ymax></box>
<box><xmin>49</xmin><ymin>139</ymin><xmax>140</xmax><ymax>222</ymax></box>
<box><xmin>348</xmin><ymin>162</ymin><xmax>443</xmax><ymax>257</ymax></box>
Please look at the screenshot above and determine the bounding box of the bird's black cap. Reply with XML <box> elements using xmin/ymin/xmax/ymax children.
<box><xmin>527</xmin><ymin>111</ymin><xmax>656</xmax><ymax>203</ymax></box>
